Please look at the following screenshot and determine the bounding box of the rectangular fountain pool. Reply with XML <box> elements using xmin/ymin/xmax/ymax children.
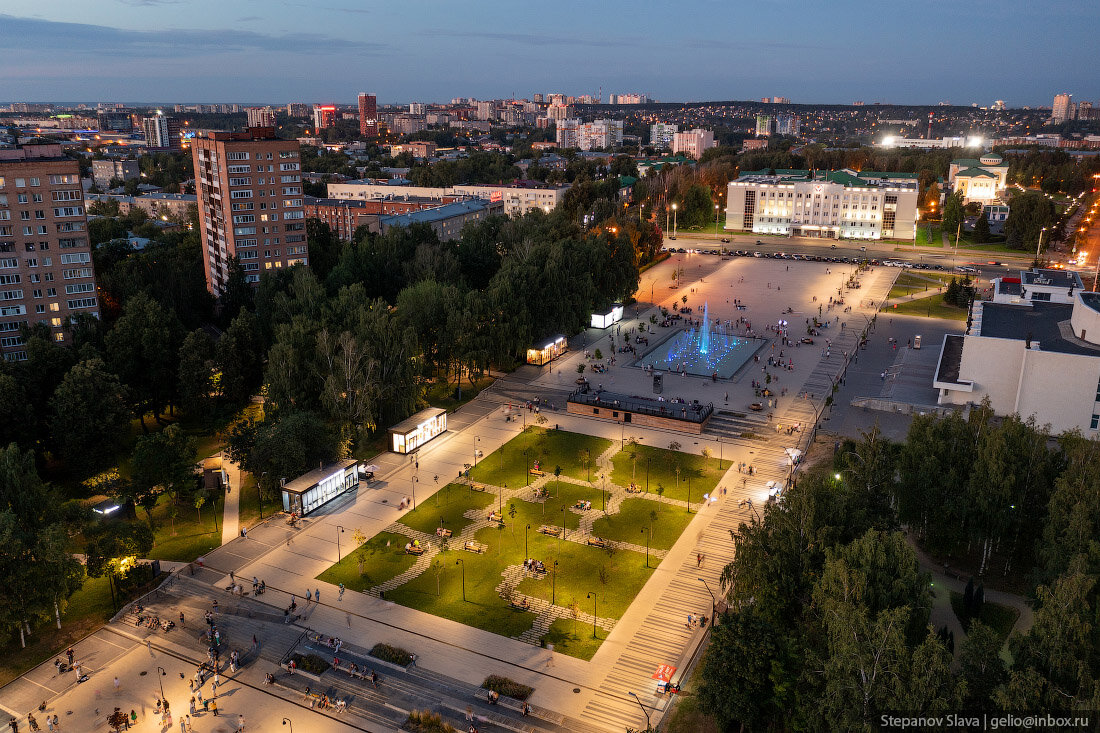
<box><xmin>639</xmin><ymin>328</ymin><xmax>763</xmax><ymax>379</ymax></box>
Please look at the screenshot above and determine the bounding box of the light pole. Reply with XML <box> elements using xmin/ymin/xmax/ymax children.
<box><xmin>628</xmin><ymin>691</ymin><xmax>652</xmax><ymax>733</ymax></box>
<box><xmin>282</xmin><ymin>718</ymin><xmax>293</xmax><ymax>733</ymax></box>
<box><xmin>525</xmin><ymin>449</ymin><xmax>529</xmax><ymax>487</ymax></box>
<box><xmin>455</xmin><ymin>558</ymin><xmax>466</xmax><ymax>601</ymax></box>
<box><xmin>641</xmin><ymin>526</ymin><xmax>650</xmax><ymax>568</ymax></box>
<box><xmin>525</xmin><ymin>523</ymin><xmax>531</xmax><ymax>558</ymax></box>
<box><xmin>259</xmin><ymin>471</ymin><xmax>266</xmax><ymax>521</ymax></box>
<box><xmin>1036</xmin><ymin>226</ymin><xmax>1048</xmax><ymax>262</ymax></box>
<box><xmin>672</xmin><ymin>203</ymin><xmax>678</xmax><ymax>239</ymax></box>
<box><xmin>336</xmin><ymin>525</ymin><xmax>345</xmax><ymax>561</ymax></box>
<box><xmin>411</xmin><ymin>475</ymin><xmax>418</xmax><ymax>509</ymax></box>
<box><xmin>500</xmin><ymin>482</ymin><xmax>505</xmax><ymax>516</ymax></box>
<box><xmin>551</xmin><ymin>560</ymin><xmax>559</xmax><ymax>604</ymax></box>
<box><xmin>586</xmin><ymin>591</ymin><xmax>598</xmax><ymax>638</ymax></box>
<box><xmin>697</xmin><ymin>577</ymin><xmax>716</xmax><ymax>624</ymax></box>
<box><xmin>686</xmin><ymin>476</ymin><xmax>692</xmax><ymax>513</ymax></box>
<box><xmin>156</xmin><ymin>666</ymin><xmax>166</xmax><ymax>703</ymax></box>
<box><xmin>474</xmin><ymin>436</ymin><xmax>481</xmax><ymax>467</ymax></box>
<box><xmin>714</xmin><ymin>203</ymin><xmax>720</xmax><ymax>242</ymax></box>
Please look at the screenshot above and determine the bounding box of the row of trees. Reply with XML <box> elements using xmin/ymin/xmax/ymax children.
<box><xmin>700</xmin><ymin>414</ymin><xmax>1100</xmax><ymax>729</ymax></box>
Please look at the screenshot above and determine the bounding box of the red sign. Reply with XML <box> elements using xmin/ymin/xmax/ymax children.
<box><xmin>651</xmin><ymin>664</ymin><xmax>677</xmax><ymax>682</ymax></box>
<box><xmin>489</xmin><ymin>190</ymin><xmax>503</xmax><ymax>203</ymax></box>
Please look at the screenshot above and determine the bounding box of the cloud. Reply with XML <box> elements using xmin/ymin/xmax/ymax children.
<box><xmin>418</xmin><ymin>28</ymin><xmax>636</xmax><ymax>49</ymax></box>
<box><xmin>0</xmin><ymin>13</ymin><xmax>387</xmax><ymax>60</ymax></box>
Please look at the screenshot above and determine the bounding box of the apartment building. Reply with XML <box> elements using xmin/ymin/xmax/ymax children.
<box><xmin>326</xmin><ymin>179</ymin><xmax>569</xmax><ymax>217</ymax></box>
<box><xmin>246</xmin><ymin>107</ymin><xmax>277</xmax><ymax>128</ymax></box>
<box><xmin>671</xmin><ymin>129</ymin><xmax>715</xmax><ymax>159</ymax></box>
<box><xmin>313</xmin><ymin>105</ymin><xmax>337</xmax><ymax>129</ymax></box>
<box><xmin>191</xmin><ymin>127</ymin><xmax>306</xmax><ymax>293</ymax></box>
<box><xmin>91</xmin><ymin>159</ymin><xmax>140</xmax><ymax>188</ymax></box>
<box><xmin>650</xmin><ymin>123</ymin><xmax>678</xmax><ymax>150</ymax></box>
<box><xmin>304</xmin><ymin>194</ymin><xmax>466</xmax><ymax>241</ymax></box>
<box><xmin>358</xmin><ymin>93</ymin><xmax>377</xmax><ymax>138</ymax></box>
<box><xmin>142</xmin><ymin>112</ymin><xmax>182</xmax><ymax>151</ymax></box>
<box><xmin>0</xmin><ymin>144</ymin><xmax>98</xmax><ymax>360</ymax></box>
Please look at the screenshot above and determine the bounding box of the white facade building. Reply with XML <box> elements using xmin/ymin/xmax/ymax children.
<box><xmin>326</xmin><ymin>180</ymin><xmax>568</xmax><ymax>217</ymax></box>
<box><xmin>724</xmin><ymin>169</ymin><xmax>919</xmax><ymax>240</ymax></box>
<box><xmin>934</xmin><ymin>270</ymin><xmax>1100</xmax><ymax>435</ymax></box>
<box><xmin>948</xmin><ymin>152</ymin><xmax>1009</xmax><ymax>205</ymax></box>
<box><xmin>672</xmin><ymin>128</ymin><xmax>715</xmax><ymax>159</ymax></box>
<box><xmin>650</xmin><ymin>123</ymin><xmax>678</xmax><ymax>150</ymax></box>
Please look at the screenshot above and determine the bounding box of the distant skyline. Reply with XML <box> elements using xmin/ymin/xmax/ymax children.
<box><xmin>1</xmin><ymin>1</ymin><xmax>1097</xmax><ymax>107</ymax></box>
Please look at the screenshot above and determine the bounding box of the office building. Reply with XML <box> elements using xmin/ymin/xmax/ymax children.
<box><xmin>142</xmin><ymin>112</ymin><xmax>181</xmax><ymax>151</ymax></box>
<box><xmin>725</xmin><ymin>168</ymin><xmax>919</xmax><ymax>240</ymax></box>
<box><xmin>0</xmin><ymin>143</ymin><xmax>98</xmax><ymax>360</ymax></box>
<box><xmin>948</xmin><ymin>152</ymin><xmax>1009</xmax><ymax>205</ymax></box>
<box><xmin>1052</xmin><ymin>93</ymin><xmax>1074</xmax><ymax>123</ymax></box>
<box><xmin>934</xmin><ymin>270</ymin><xmax>1100</xmax><ymax>435</ymax></box>
<box><xmin>650</xmin><ymin>123</ymin><xmax>678</xmax><ymax>150</ymax></box>
<box><xmin>91</xmin><ymin>159</ymin><xmax>140</xmax><ymax>188</ymax></box>
<box><xmin>97</xmin><ymin>111</ymin><xmax>133</xmax><ymax>132</ymax></box>
<box><xmin>246</xmin><ymin>107</ymin><xmax>277</xmax><ymax>128</ymax></box>
<box><xmin>671</xmin><ymin>128</ymin><xmax>715</xmax><ymax>160</ymax></box>
<box><xmin>191</xmin><ymin>127</ymin><xmax>306</xmax><ymax>294</ymax></box>
<box><xmin>755</xmin><ymin>114</ymin><xmax>774</xmax><ymax>136</ymax></box>
<box><xmin>358</xmin><ymin>93</ymin><xmax>377</xmax><ymax>138</ymax></box>
<box><xmin>313</xmin><ymin>105</ymin><xmax>337</xmax><ymax>129</ymax></box>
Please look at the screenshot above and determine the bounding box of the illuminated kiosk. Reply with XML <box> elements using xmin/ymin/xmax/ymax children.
<box><xmin>389</xmin><ymin>407</ymin><xmax>447</xmax><ymax>455</ymax></box>
<box><xmin>281</xmin><ymin>458</ymin><xmax>360</xmax><ymax>517</ymax></box>
<box><xmin>591</xmin><ymin>304</ymin><xmax>624</xmax><ymax>329</ymax></box>
<box><xmin>527</xmin><ymin>335</ymin><xmax>567</xmax><ymax>366</ymax></box>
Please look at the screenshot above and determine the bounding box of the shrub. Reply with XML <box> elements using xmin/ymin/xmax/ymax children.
<box><xmin>405</xmin><ymin>709</ymin><xmax>456</xmax><ymax>733</ymax></box>
<box><xmin>371</xmin><ymin>643</ymin><xmax>415</xmax><ymax>667</ymax></box>
<box><xmin>288</xmin><ymin>653</ymin><xmax>328</xmax><ymax>675</ymax></box>
<box><xmin>481</xmin><ymin>674</ymin><xmax>534</xmax><ymax>701</ymax></box>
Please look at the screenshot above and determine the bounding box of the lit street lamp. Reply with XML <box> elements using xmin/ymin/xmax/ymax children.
<box><xmin>628</xmin><ymin>691</ymin><xmax>652</xmax><ymax>733</ymax></box>
<box><xmin>155</xmin><ymin>666</ymin><xmax>166</xmax><ymax>703</ymax></box>
<box><xmin>525</xmin><ymin>523</ymin><xmax>531</xmax><ymax>558</ymax></box>
<box><xmin>411</xmin><ymin>475</ymin><xmax>418</xmax><ymax>510</ymax></box>
<box><xmin>697</xmin><ymin>577</ymin><xmax>716</xmax><ymax>623</ymax></box>
<box><xmin>336</xmin><ymin>525</ymin><xmax>345</xmax><ymax>562</ymax></box>
<box><xmin>586</xmin><ymin>591</ymin><xmax>598</xmax><ymax>638</ymax></box>
<box><xmin>455</xmin><ymin>558</ymin><xmax>466</xmax><ymax>601</ymax></box>
<box><xmin>282</xmin><ymin>718</ymin><xmax>294</xmax><ymax>733</ymax></box>
<box><xmin>672</xmin><ymin>203</ymin><xmax>678</xmax><ymax>239</ymax></box>
<box><xmin>714</xmin><ymin>203</ymin><xmax>720</xmax><ymax>242</ymax></box>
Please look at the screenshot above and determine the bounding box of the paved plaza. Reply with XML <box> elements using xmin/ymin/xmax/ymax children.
<box><xmin>1</xmin><ymin>253</ymin><xmax>907</xmax><ymax>733</ymax></box>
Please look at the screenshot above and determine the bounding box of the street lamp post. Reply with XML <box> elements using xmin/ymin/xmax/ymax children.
<box><xmin>156</xmin><ymin>666</ymin><xmax>166</xmax><ymax>703</ymax></box>
<box><xmin>282</xmin><ymin>718</ymin><xmax>293</xmax><ymax>733</ymax></box>
<box><xmin>525</xmin><ymin>523</ymin><xmax>531</xmax><ymax>558</ymax></box>
<box><xmin>672</xmin><ymin>203</ymin><xmax>678</xmax><ymax>239</ymax></box>
<box><xmin>686</xmin><ymin>476</ymin><xmax>692</xmax><ymax>513</ymax></box>
<box><xmin>641</xmin><ymin>526</ymin><xmax>650</xmax><ymax>568</ymax></box>
<box><xmin>551</xmin><ymin>560</ymin><xmax>559</xmax><ymax>604</ymax></box>
<box><xmin>646</xmin><ymin>457</ymin><xmax>650</xmax><ymax>493</ymax></box>
<box><xmin>474</xmin><ymin>436</ymin><xmax>481</xmax><ymax>467</ymax></box>
<box><xmin>259</xmin><ymin>471</ymin><xmax>266</xmax><ymax>521</ymax></box>
<box><xmin>697</xmin><ymin>577</ymin><xmax>716</xmax><ymax>624</ymax></box>
<box><xmin>714</xmin><ymin>204</ymin><xmax>720</xmax><ymax>242</ymax></box>
<box><xmin>336</xmin><ymin>525</ymin><xmax>345</xmax><ymax>562</ymax></box>
<box><xmin>525</xmin><ymin>449</ymin><xmax>529</xmax><ymax>487</ymax></box>
<box><xmin>1037</xmin><ymin>227</ymin><xmax>1048</xmax><ymax>262</ymax></box>
<box><xmin>587</xmin><ymin>592</ymin><xmax>598</xmax><ymax>638</ymax></box>
<box><xmin>455</xmin><ymin>558</ymin><xmax>466</xmax><ymax>601</ymax></box>
<box><xmin>628</xmin><ymin>691</ymin><xmax>652</xmax><ymax>733</ymax></box>
<box><xmin>411</xmin><ymin>475</ymin><xmax>418</xmax><ymax>509</ymax></box>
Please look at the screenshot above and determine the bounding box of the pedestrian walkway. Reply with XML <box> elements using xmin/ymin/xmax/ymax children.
<box><xmin>220</xmin><ymin>451</ymin><xmax>242</xmax><ymax>545</ymax></box>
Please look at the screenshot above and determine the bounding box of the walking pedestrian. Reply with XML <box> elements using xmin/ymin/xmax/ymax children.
<box><xmin>305</xmin><ymin>589</ymin><xmax>311</xmax><ymax>604</ymax></box>
<box><xmin>338</xmin><ymin>583</ymin><xmax>345</xmax><ymax>600</ymax></box>
<box><xmin>210</xmin><ymin>700</ymin><xmax>218</xmax><ymax>717</ymax></box>
<box><xmin>314</xmin><ymin>589</ymin><xmax>320</xmax><ymax>603</ymax></box>
<box><xmin>113</xmin><ymin>676</ymin><xmax>120</xmax><ymax>694</ymax></box>
<box><xmin>130</xmin><ymin>710</ymin><xmax>137</xmax><ymax>727</ymax></box>
<box><xmin>237</xmin><ymin>714</ymin><xmax>245</xmax><ymax>731</ymax></box>
<box><xmin>66</xmin><ymin>649</ymin><xmax>74</xmax><ymax>667</ymax></box>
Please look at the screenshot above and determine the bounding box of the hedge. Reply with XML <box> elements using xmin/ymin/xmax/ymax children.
<box><xmin>481</xmin><ymin>674</ymin><xmax>534</xmax><ymax>701</ymax></box>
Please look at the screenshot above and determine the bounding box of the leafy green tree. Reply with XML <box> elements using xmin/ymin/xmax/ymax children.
<box><xmin>216</xmin><ymin>308</ymin><xmax>264</xmax><ymax>406</ymax></box>
<box><xmin>219</xmin><ymin>256</ymin><xmax>253</xmax><ymax>324</ymax></box>
<box><xmin>84</xmin><ymin>521</ymin><xmax>154</xmax><ymax>579</ymax></box>
<box><xmin>1005</xmin><ymin>191</ymin><xmax>1057</xmax><ymax>251</ymax></box>
<box><xmin>942</xmin><ymin>190</ymin><xmax>965</xmax><ymax>240</ymax></box>
<box><xmin>48</xmin><ymin>359</ymin><xmax>131</xmax><ymax>471</ymax></box>
<box><xmin>177</xmin><ymin>328</ymin><xmax>216</xmax><ymax>418</ymax></box>
<box><xmin>104</xmin><ymin>293</ymin><xmax>184</xmax><ymax>429</ymax></box>
<box><xmin>0</xmin><ymin>373</ymin><xmax>34</xmax><ymax>450</ymax></box>
<box><xmin>697</xmin><ymin>607</ymin><xmax>794</xmax><ymax>730</ymax></box>
<box><xmin>306</xmin><ymin>218</ymin><xmax>342</xmax><ymax>282</ymax></box>
<box><xmin>131</xmin><ymin>424</ymin><xmax>196</xmax><ymax>505</ymax></box>
<box><xmin>226</xmin><ymin>410</ymin><xmax>341</xmax><ymax>495</ymax></box>
<box><xmin>957</xmin><ymin>620</ymin><xmax>1008</xmax><ymax>711</ymax></box>
<box><xmin>973</xmin><ymin>211</ymin><xmax>991</xmax><ymax>242</ymax></box>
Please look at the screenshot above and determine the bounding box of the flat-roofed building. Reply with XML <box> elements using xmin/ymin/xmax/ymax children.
<box><xmin>326</xmin><ymin>180</ymin><xmax>568</xmax><ymax>217</ymax></box>
<box><xmin>725</xmin><ymin>168</ymin><xmax>919</xmax><ymax>240</ymax></box>
<box><xmin>672</xmin><ymin>128</ymin><xmax>715</xmax><ymax>159</ymax></box>
<box><xmin>0</xmin><ymin>143</ymin><xmax>97</xmax><ymax>360</ymax></box>
<box><xmin>91</xmin><ymin>159</ymin><xmax>139</xmax><ymax>188</ymax></box>
<box><xmin>245</xmin><ymin>107</ymin><xmax>277</xmax><ymax>128</ymax></box>
<box><xmin>378</xmin><ymin>198</ymin><xmax>504</xmax><ymax>241</ymax></box>
<box><xmin>191</xmin><ymin>127</ymin><xmax>306</xmax><ymax>293</ymax></box>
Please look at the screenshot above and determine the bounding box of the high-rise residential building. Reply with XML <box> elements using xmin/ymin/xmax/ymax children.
<box><xmin>532</xmin><ymin>93</ymin><xmax>544</xmax><ymax>103</ymax></box>
<box><xmin>409</xmin><ymin>102</ymin><xmax>425</xmax><ymax>115</ymax></box>
<box><xmin>358</xmin><ymin>93</ymin><xmax>377</xmax><ymax>138</ymax></box>
<box><xmin>313</xmin><ymin>105</ymin><xmax>337</xmax><ymax>129</ymax></box>
<box><xmin>575</xmin><ymin>119</ymin><xmax>623</xmax><ymax>151</ymax></box>
<box><xmin>774</xmin><ymin>113</ymin><xmax>801</xmax><ymax>137</ymax></box>
<box><xmin>246</xmin><ymin>107</ymin><xmax>277</xmax><ymax>128</ymax></box>
<box><xmin>650</xmin><ymin>123</ymin><xmax>678</xmax><ymax>150</ymax></box>
<box><xmin>476</xmin><ymin>101</ymin><xmax>494</xmax><ymax>121</ymax></box>
<box><xmin>556</xmin><ymin>118</ymin><xmax>580</xmax><ymax>148</ymax></box>
<box><xmin>286</xmin><ymin>103</ymin><xmax>310</xmax><ymax>118</ymax></box>
<box><xmin>672</xmin><ymin>128</ymin><xmax>716</xmax><ymax>159</ymax></box>
<box><xmin>546</xmin><ymin>104</ymin><xmax>574</xmax><ymax>122</ymax></box>
<box><xmin>0</xmin><ymin>143</ymin><xmax>98</xmax><ymax>360</ymax></box>
<box><xmin>391</xmin><ymin>115</ymin><xmax>427</xmax><ymax>135</ymax></box>
<box><xmin>91</xmin><ymin>159</ymin><xmax>140</xmax><ymax>188</ymax></box>
<box><xmin>142</xmin><ymin>111</ymin><xmax>182</xmax><ymax>150</ymax></box>
<box><xmin>191</xmin><ymin>127</ymin><xmax>306</xmax><ymax>294</ymax></box>
<box><xmin>755</xmin><ymin>114</ymin><xmax>774</xmax><ymax>136</ymax></box>
<box><xmin>1052</xmin><ymin>93</ymin><xmax>1073</xmax><ymax>123</ymax></box>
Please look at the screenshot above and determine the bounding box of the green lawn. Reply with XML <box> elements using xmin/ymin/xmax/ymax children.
<box><xmin>400</xmin><ymin>482</ymin><xmax>495</xmax><ymax>536</ymax></box>
<box><xmin>888</xmin><ymin>272</ymin><xmax>950</xmax><ymax>299</ymax></box>
<box><xmin>884</xmin><ymin>293</ymin><xmax>969</xmax><ymax>321</ymax></box>
<box><xmin>425</xmin><ymin>375</ymin><xmax>496</xmax><ymax>412</ymax></box>
<box><xmin>542</xmin><ymin>617</ymin><xmax>603</xmax><ymax>661</ymax></box>
<box><xmin>317</xmin><ymin>531</ymin><xmax>418</xmax><ymax>592</ymax></box>
<box><xmin>0</xmin><ymin>575</ymin><xmax>116</xmax><ymax>687</ymax></box>
<box><xmin>468</xmin><ymin>427</ymin><xmax>613</xmax><ymax>489</ymax></box>
<box><xmin>950</xmin><ymin>591</ymin><xmax>1021</xmax><ymax>643</ymax></box>
<box><xmin>609</xmin><ymin>444</ymin><xmax>724</xmax><ymax>504</ymax></box>
<box><xmin>592</xmin><ymin>497</ymin><xmax>693</xmax><ymax>551</ymax></box>
<box><xmin>916</xmin><ymin>224</ymin><xmax>942</xmax><ymax>247</ymax></box>
<box><xmin>145</xmin><ymin>491</ymin><xmax>223</xmax><ymax>562</ymax></box>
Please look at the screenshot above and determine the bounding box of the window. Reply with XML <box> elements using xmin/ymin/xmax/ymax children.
<box><xmin>1095</xmin><ymin>375</ymin><xmax>1100</xmax><ymax>402</ymax></box>
<box><xmin>283</xmin><ymin>211</ymin><xmax>304</xmax><ymax>220</ymax></box>
<box><xmin>0</xmin><ymin>211</ymin><xmax>8</xmax><ymax>221</ymax></box>
<box><xmin>56</xmin><ymin>222</ymin><xmax>84</xmax><ymax>232</ymax></box>
<box><xmin>63</xmin><ymin>268</ymin><xmax>92</xmax><ymax>279</ymax></box>
<box><xmin>237</xmin><ymin>250</ymin><xmax>257</xmax><ymax>259</ymax></box>
<box><xmin>280</xmin><ymin>175</ymin><xmax>300</xmax><ymax>183</ymax></box>
<box><xmin>0</xmin><ymin>274</ymin><xmax>18</xmax><ymax>285</ymax></box>
<box><xmin>53</xmin><ymin>206</ymin><xmax>84</xmax><ymax>218</ymax></box>
<box><xmin>65</xmin><ymin>283</ymin><xmax>95</xmax><ymax>294</ymax></box>
<box><xmin>230</xmin><ymin>190</ymin><xmax>252</xmax><ymax>199</ymax></box>
<box><xmin>228</xmin><ymin>165</ymin><xmax>250</xmax><ymax>174</ymax></box>
<box><xmin>1093</xmin><ymin>414</ymin><xmax>1100</xmax><ymax>430</ymax></box>
<box><xmin>279</xmin><ymin>163</ymin><xmax>300</xmax><ymax>171</ymax></box>
<box><xmin>34</xmin><ymin>210</ymin><xmax>45</xmax><ymax>219</ymax></box>
<box><xmin>48</xmin><ymin>174</ymin><xmax>78</xmax><ymax>185</ymax></box>
<box><xmin>58</xmin><ymin>238</ymin><xmax>85</xmax><ymax>249</ymax></box>
<box><xmin>232</xmin><ymin>214</ymin><xmax>256</xmax><ymax>224</ymax></box>
<box><xmin>0</xmin><ymin>257</ymin><xmax>16</xmax><ymax>269</ymax></box>
<box><xmin>1030</xmin><ymin>291</ymin><xmax>1051</xmax><ymax>302</ymax></box>
<box><xmin>14</xmin><ymin>179</ymin><xmax>25</xmax><ymax>188</ymax></box>
<box><xmin>0</xmin><ymin>289</ymin><xmax>23</xmax><ymax>301</ymax></box>
<box><xmin>67</xmin><ymin>297</ymin><xmax>98</xmax><ymax>309</ymax></box>
<box><xmin>231</xmin><ymin>202</ymin><xmax>254</xmax><ymax>211</ymax></box>
<box><xmin>29</xmin><ymin>178</ymin><xmax>39</xmax><ymax>187</ymax></box>
<box><xmin>227</xmin><ymin>152</ymin><xmax>249</xmax><ymax>161</ymax></box>
<box><xmin>60</xmin><ymin>252</ymin><xmax>90</xmax><ymax>264</ymax></box>
<box><xmin>25</xmin><ymin>258</ymin><xmax>36</xmax><ymax>268</ymax></box>
<box><xmin>52</xmin><ymin>190</ymin><xmax>82</xmax><ymax>202</ymax></box>
<box><xmin>229</xmin><ymin>177</ymin><xmax>251</xmax><ymax>186</ymax></box>
<box><xmin>233</xmin><ymin>226</ymin><xmax>257</xmax><ymax>236</ymax></box>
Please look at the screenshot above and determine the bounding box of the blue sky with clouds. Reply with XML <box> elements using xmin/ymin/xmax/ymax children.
<box><xmin>0</xmin><ymin>0</ymin><xmax>1096</xmax><ymax>106</ymax></box>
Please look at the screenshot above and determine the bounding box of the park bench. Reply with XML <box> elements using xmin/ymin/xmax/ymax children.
<box><xmin>471</xmin><ymin>483</ymin><xmax>486</xmax><ymax>492</ymax></box>
<box><xmin>625</xmin><ymin>483</ymin><xmax>644</xmax><ymax>494</ymax></box>
<box><xmin>509</xmin><ymin>597</ymin><xmax>531</xmax><ymax>610</ymax></box>
<box><xmin>587</xmin><ymin>537</ymin><xmax>609</xmax><ymax>548</ymax></box>
<box><xmin>404</xmin><ymin>544</ymin><xmax>425</xmax><ymax>556</ymax></box>
<box><xmin>488</xmin><ymin>511</ymin><xmax>504</xmax><ymax>523</ymax></box>
<box><xmin>435</xmin><ymin>527</ymin><xmax>452</xmax><ymax>538</ymax></box>
<box><xmin>529</xmin><ymin>468</ymin><xmax>545</xmax><ymax>477</ymax></box>
<box><xmin>464</xmin><ymin>540</ymin><xmax>487</xmax><ymax>554</ymax></box>
<box><xmin>538</xmin><ymin>525</ymin><xmax>562</xmax><ymax>537</ymax></box>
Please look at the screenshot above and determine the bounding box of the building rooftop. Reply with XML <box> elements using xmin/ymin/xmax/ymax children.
<box><xmin>936</xmin><ymin>333</ymin><xmax>967</xmax><ymax>384</ymax></box>
<box><xmin>379</xmin><ymin>199</ymin><xmax>494</xmax><ymax>227</ymax></box>
<box><xmin>1021</xmin><ymin>268</ymin><xmax>1083</xmax><ymax>289</ymax></box>
<box><xmin>978</xmin><ymin>301</ymin><xmax>1100</xmax><ymax>356</ymax></box>
<box><xmin>139</xmin><ymin>193</ymin><xmax>197</xmax><ymax>202</ymax></box>
<box><xmin>955</xmin><ymin>167</ymin><xmax>998</xmax><ymax>178</ymax></box>
<box><xmin>281</xmin><ymin>458</ymin><xmax>359</xmax><ymax>495</ymax></box>
<box><xmin>1079</xmin><ymin>292</ymin><xmax>1100</xmax><ymax>315</ymax></box>
<box><xmin>951</xmin><ymin>157</ymin><xmax>1009</xmax><ymax>169</ymax></box>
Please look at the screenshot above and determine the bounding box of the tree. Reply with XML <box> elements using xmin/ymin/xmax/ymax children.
<box><xmin>104</xmin><ymin>293</ymin><xmax>184</xmax><ymax>429</ymax></box>
<box><xmin>217</xmin><ymin>308</ymin><xmax>264</xmax><ymax>406</ymax></box>
<box><xmin>84</xmin><ymin>521</ymin><xmax>154</xmax><ymax>579</ymax></box>
<box><xmin>306</xmin><ymin>218</ymin><xmax>343</xmax><ymax>281</ymax></box>
<box><xmin>697</xmin><ymin>607</ymin><xmax>793</xmax><ymax>730</ymax></box>
<box><xmin>219</xmin><ymin>256</ymin><xmax>253</xmax><ymax>324</ymax></box>
<box><xmin>0</xmin><ymin>373</ymin><xmax>34</xmax><ymax>450</ymax></box>
<box><xmin>177</xmin><ymin>329</ymin><xmax>215</xmax><ymax>418</ymax></box>
<box><xmin>131</xmin><ymin>425</ymin><xmax>197</xmax><ymax>508</ymax></box>
<box><xmin>48</xmin><ymin>359</ymin><xmax>131</xmax><ymax>471</ymax></box>
<box><xmin>942</xmin><ymin>191</ymin><xmax>964</xmax><ymax>240</ymax></box>
<box><xmin>1005</xmin><ymin>191</ymin><xmax>1057</xmax><ymax>251</ymax></box>
<box><xmin>973</xmin><ymin>211</ymin><xmax>991</xmax><ymax>242</ymax></box>
<box><xmin>957</xmin><ymin>620</ymin><xmax>1007</xmax><ymax>711</ymax></box>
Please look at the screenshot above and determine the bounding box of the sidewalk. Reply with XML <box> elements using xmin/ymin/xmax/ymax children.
<box><xmin>220</xmin><ymin>451</ymin><xmax>241</xmax><ymax>545</ymax></box>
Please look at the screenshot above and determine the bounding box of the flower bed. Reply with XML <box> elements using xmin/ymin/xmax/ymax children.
<box><xmin>481</xmin><ymin>674</ymin><xmax>534</xmax><ymax>701</ymax></box>
<box><xmin>371</xmin><ymin>643</ymin><xmax>415</xmax><ymax>667</ymax></box>
<box><xmin>288</xmin><ymin>652</ymin><xmax>329</xmax><ymax>676</ymax></box>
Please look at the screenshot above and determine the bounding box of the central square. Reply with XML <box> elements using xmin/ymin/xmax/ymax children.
<box><xmin>639</xmin><ymin>325</ymin><xmax>763</xmax><ymax>378</ymax></box>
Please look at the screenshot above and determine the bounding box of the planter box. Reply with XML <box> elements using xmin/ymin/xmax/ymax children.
<box><xmin>368</xmin><ymin>653</ymin><xmax>416</xmax><ymax>674</ymax></box>
<box><xmin>281</xmin><ymin>663</ymin><xmax>324</xmax><ymax>683</ymax></box>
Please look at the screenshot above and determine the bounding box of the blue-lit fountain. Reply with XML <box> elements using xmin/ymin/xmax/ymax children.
<box><xmin>639</xmin><ymin>301</ymin><xmax>761</xmax><ymax>378</ymax></box>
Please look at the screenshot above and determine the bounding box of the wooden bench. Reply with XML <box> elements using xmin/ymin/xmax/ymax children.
<box><xmin>471</xmin><ymin>483</ymin><xmax>486</xmax><ymax>492</ymax></box>
<box><xmin>625</xmin><ymin>484</ymin><xmax>644</xmax><ymax>494</ymax></box>
<box><xmin>587</xmin><ymin>537</ymin><xmax>609</xmax><ymax>548</ymax></box>
<box><xmin>435</xmin><ymin>527</ymin><xmax>452</xmax><ymax>538</ymax></box>
<box><xmin>488</xmin><ymin>512</ymin><xmax>503</xmax><ymax>523</ymax></box>
<box><xmin>405</xmin><ymin>544</ymin><xmax>425</xmax><ymax>555</ymax></box>
<box><xmin>573</xmin><ymin>501</ymin><xmax>592</xmax><ymax>511</ymax></box>
<box><xmin>509</xmin><ymin>597</ymin><xmax>531</xmax><ymax>610</ymax></box>
<box><xmin>464</xmin><ymin>541</ymin><xmax>487</xmax><ymax>554</ymax></box>
<box><xmin>537</xmin><ymin>525</ymin><xmax>562</xmax><ymax>537</ymax></box>
<box><xmin>529</xmin><ymin>469</ymin><xmax>545</xmax><ymax>477</ymax></box>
